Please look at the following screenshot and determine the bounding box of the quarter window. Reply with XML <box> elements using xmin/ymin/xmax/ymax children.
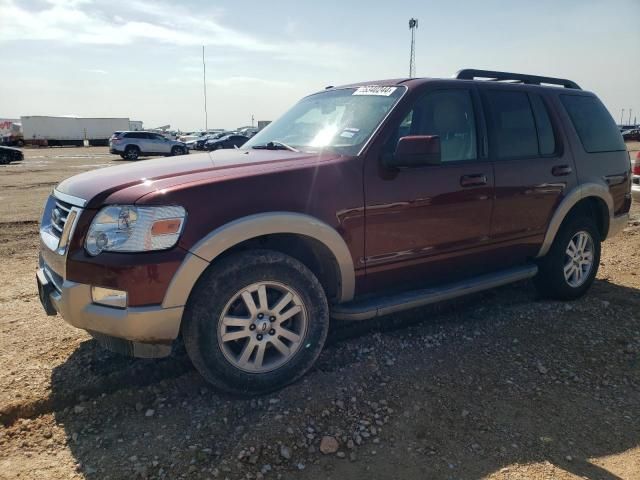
<box><xmin>560</xmin><ymin>95</ymin><xmax>625</xmax><ymax>153</ymax></box>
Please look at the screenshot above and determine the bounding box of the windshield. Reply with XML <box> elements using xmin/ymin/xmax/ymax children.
<box><xmin>243</xmin><ymin>86</ymin><xmax>406</xmax><ymax>155</ymax></box>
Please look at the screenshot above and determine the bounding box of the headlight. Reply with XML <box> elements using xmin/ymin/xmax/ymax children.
<box><xmin>85</xmin><ymin>205</ymin><xmax>186</xmax><ymax>256</ymax></box>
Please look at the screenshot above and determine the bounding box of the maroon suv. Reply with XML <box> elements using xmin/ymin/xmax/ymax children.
<box><xmin>37</xmin><ymin>69</ymin><xmax>632</xmax><ymax>394</ymax></box>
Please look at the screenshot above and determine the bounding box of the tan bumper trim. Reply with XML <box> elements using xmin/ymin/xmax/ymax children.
<box><xmin>45</xmin><ymin>273</ymin><xmax>183</xmax><ymax>343</ymax></box>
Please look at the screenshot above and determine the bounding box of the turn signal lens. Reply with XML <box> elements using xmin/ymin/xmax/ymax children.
<box><xmin>151</xmin><ymin>218</ymin><xmax>183</xmax><ymax>236</ymax></box>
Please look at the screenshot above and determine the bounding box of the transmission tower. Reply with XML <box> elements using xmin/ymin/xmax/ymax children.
<box><xmin>409</xmin><ymin>18</ymin><xmax>418</xmax><ymax>77</ymax></box>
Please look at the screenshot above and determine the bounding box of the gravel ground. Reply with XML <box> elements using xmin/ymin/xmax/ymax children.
<box><xmin>0</xmin><ymin>146</ymin><xmax>639</xmax><ymax>480</ymax></box>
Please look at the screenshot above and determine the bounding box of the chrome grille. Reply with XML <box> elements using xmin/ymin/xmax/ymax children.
<box><xmin>50</xmin><ymin>200</ymin><xmax>72</xmax><ymax>239</ymax></box>
<box><xmin>40</xmin><ymin>193</ymin><xmax>82</xmax><ymax>256</ymax></box>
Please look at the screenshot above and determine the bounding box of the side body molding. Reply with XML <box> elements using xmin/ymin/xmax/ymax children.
<box><xmin>536</xmin><ymin>182</ymin><xmax>613</xmax><ymax>258</ymax></box>
<box><xmin>162</xmin><ymin>212</ymin><xmax>356</xmax><ymax>308</ymax></box>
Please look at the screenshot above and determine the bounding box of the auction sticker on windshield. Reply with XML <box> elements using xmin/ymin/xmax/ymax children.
<box><xmin>352</xmin><ymin>86</ymin><xmax>398</xmax><ymax>96</ymax></box>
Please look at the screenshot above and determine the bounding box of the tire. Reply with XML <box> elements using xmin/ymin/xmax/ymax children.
<box><xmin>182</xmin><ymin>249</ymin><xmax>330</xmax><ymax>395</ymax></box>
<box><xmin>119</xmin><ymin>154</ymin><xmax>126</xmax><ymax>160</ymax></box>
<box><xmin>534</xmin><ymin>215</ymin><xmax>601</xmax><ymax>300</ymax></box>
<box><xmin>124</xmin><ymin>145</ymin><xmax>140</xmax><ymax>160</ymax></box>
<box><xmin>16</xmin><ymin>139</ymin><xmax>24</xmax><ymax>147</ymax></box>
<box><xmin>171</xmin><ymin>146</ymin><xmax>184</xmax><ymax>156</ymax></box>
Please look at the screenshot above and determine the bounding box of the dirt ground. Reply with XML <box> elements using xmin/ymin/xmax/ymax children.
<box><xmin>0</xmin><ymin>145</ymin><xmax>639</xmax><ymax>480</ymax></box>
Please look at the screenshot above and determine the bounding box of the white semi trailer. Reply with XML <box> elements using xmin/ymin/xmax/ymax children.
<box><xmin>21</xmin><ymin>116</ymin><xmax>130</xmax><ymax>146</ymax></box>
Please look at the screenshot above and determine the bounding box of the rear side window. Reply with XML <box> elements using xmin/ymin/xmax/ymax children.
<box><xmin>560</xmin><ymin>95</ymin><xmax>625</xmax><ymax>153</ymax></box>
<box><xmin>529</xmin><ymin>94</ymin><xmax>556</xmax><ymax>155</ymax></box>
<box><xmin>485</xmin><ymin>90</ymin><xmax>538</xmax><ymax>159</ymax></box>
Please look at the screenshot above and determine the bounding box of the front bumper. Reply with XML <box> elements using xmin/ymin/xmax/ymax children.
<box><xmin>37</xmin><ymin>264</ymin><xmax>182</xmax><ymax>358</ymax></box>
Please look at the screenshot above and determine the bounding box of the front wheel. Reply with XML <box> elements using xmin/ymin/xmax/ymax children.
<box><xmin>534</xmin><ymin>215</ymin><xmax>601</xmax><ymax>300</ymax></box>
<box><xmin>171</xmin><ymin>146</ymin><xmax>184</xmax><ymax>156</ymax></box>
<box><xmin>182</xmin><ymin>250</ymin><xmax>329</xmax><ymax>395</ymax></box>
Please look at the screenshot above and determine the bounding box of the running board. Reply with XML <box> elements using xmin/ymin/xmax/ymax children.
<box><xmin>331</xmin><ymin>264</ymin><xmax>538</xmax><ymax>321</ymax></box>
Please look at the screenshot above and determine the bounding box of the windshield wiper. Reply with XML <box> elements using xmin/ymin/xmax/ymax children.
<box><xmin>251</xmin><ymin>141</ymin><xmax>299</xmax><ymax>152</ymax></box>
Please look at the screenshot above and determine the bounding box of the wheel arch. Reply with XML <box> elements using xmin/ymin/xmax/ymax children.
<box><xmin>162</xmin><ymin>212</ymin><xmax>356</xmax><ymax>309</ymax></box>
<box><xmin>537</xmin><ymin>183</ymin><xmax>612</xmax><ymax>258</ymax></box>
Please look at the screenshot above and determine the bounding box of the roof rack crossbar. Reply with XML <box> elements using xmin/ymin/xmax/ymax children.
<box><xmin>455</xmin><ymin>69</ymin><xmax>581</xmax><ymax>90</ymax></box>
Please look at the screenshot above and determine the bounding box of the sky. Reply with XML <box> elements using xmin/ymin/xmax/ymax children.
<box><xmin>1</xmin><ymin>0</ymin><xmax>639</xmax><ymax>131</ymax></box>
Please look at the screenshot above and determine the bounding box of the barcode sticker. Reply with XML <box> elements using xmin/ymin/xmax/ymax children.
<box><xmin>352</xmin><ymin>86</ymin><xmax>397</xmax><ymax>96</ymax></box>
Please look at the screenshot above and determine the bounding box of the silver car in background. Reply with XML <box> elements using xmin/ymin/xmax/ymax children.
<box><xmin>109</xmin><ymin>131</ymin><xmax>188</xmax><ymax>160</ymax></box>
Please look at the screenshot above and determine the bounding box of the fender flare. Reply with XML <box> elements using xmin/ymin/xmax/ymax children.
<box><xmin>536</xmin><ymin>182</ymin><xmax>613</xmax><ymax>258</ymax></box>
<box><xmin>162</xmin><ymin>212</ymin><xmax>356</xmax><ymax>308</ymax></box>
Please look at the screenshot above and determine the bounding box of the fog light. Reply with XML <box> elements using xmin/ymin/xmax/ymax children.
<box><xmin>91</xmin><ymin>286</ymin><xmax>127</xmax><ymax>308</ymax></box>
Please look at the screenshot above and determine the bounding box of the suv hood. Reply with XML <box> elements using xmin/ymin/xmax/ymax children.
<box><xmin>56</xmin><ymin>149</ymin><xmax>343</xmax><ymax>208</ymax></box>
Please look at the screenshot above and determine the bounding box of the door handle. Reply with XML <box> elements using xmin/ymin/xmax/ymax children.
<box><xmin>460</xmin><ymin>174</ymin><xmax>488</xmax><ymax>187</ymax></box>
<box><xmin>552</xmin><ymin>165</ymin><xmax>572</xmax><ymax>176</ymax></box>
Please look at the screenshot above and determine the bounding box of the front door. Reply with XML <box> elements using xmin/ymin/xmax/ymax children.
<box><xmin>362</xmin><ymin>86</ymin><xmax>495</xmax><ymax>294</ymax></box>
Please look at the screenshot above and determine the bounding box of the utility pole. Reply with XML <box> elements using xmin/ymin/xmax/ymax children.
<box><xmin>202</xmin><ymin>46</ymin><xmax>208</xmax><ymax>132</ymax></box>
<box><xmin>620</xmin><ymin>108</ymin><xmax>625</xmax><ymax>125</ymax></box>
<box><xmin>409</xmin><ymin>18</ymin><xmax>418</xmax><ymax>78</ymax></box>
<box><xmin>628</xmin><ymin>109</ymin><xmax>632</xmax><ymax>125</ymax></box>
<box><xmin>251</xmin><ymin>115</ymin><xmax>255</xmax><ymax>127</ymax></box>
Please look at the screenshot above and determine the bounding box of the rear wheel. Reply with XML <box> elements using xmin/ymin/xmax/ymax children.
<box><xmin>124</xmin><ymin>145</ymin><xmax>140</xmax><ymax>160</ymax></box>
<box><xmin>534</xmin><ymin>215</ymin><xmax>601</xmax><ymax>300</ymax></box>
<box><xmin>182</xmin><ymin>250</ymin><xmax>329</xmax><ymax>395</ymax></box>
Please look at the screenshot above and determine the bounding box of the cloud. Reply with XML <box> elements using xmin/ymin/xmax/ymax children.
<box><xmin>165</xmin><ymin>75</ymin><xmax>292</xmax><ymax>89</ymax></box>
<box><xmin>0</xmin><ymin>0</ymin><xmax>357</xmax><ymax>67</ymax></box>
<box><xmin>85</xmin><ymin>68</ymin><xmax>108</xmax><ymax>74</ymax></box>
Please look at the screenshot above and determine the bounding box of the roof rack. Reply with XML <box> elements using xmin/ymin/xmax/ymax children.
<box><xmin>455</xmin><ymin>69</ymin><xmax>581</xmax><ymax>90</ymax></box>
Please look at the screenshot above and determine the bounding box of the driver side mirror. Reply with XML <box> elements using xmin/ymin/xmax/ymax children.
<box><xmin>392</xmin><ymin>135</ymin><xmax>441</xmax><ymax>168</ymax></box>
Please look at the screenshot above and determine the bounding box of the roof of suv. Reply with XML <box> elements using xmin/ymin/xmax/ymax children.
<box><xmin>334</xmin><ymin>69</ymin><xmax>583</xmax><ymax>92</ymax></box>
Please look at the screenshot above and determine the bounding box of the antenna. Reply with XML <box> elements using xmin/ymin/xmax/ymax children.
<box><xmin>409</xmin><ymin>18</ymin><xmax>418</xmax><ymax>77</ymax></box>
<box><xmin>202</xmin><ymin>46</ymin><xmax>208</xmax><ymax>131</ymax></box>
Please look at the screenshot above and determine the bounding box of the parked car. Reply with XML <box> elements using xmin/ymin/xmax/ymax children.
<box><xmin>205</xmin><ymin>134</ymin><xmax>249</xmax><ymax>151</ymax></box>
<box><xmin>632</xmin><ymin>151</ymin><xmax>640</xmax><ymax>203</ymax></box>
<box><xmin>0</xmin><ymin>145</ymin><xmax>23</xmax><ymax>165</ymax></box>
<box><xmin>195</xmin><ymin>132</ymin><xmax>233</xmax><ymax>150</ymax></box>
<box><xmin>109</xmin><ymin>131</ymin><xmax>188</xmax><ymax>160</ymax></box>
<box><xmin>238</xmin><ymin>127</ymin><xmax>259</xmax><ymax>138</ymax></box>
<box><xmin>622</xmin><ymin>129</ymin><xmax>640</xmax><ymax>142</ymax></box>
<box><xmin>178</xmin><ymin>132</ymin><xmax>205</xmax><ymax>143</ymax></box>
<box><xmin>37</xmin><ymin>69</ymin><xmax>631</xmax><ymax>395</ymax></box>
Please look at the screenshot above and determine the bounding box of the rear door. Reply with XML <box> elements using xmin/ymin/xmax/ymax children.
<box><xmin>481</xmin><ymin>87</ymin><xmax>578</xmax><ymax>262</ymax></box>
<box><xmin>149</xmin><ymin>133</ymin><xmax>170</xmax><ymax>154</ymax></box>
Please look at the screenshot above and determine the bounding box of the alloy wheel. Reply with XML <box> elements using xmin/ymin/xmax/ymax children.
<box><xmin>563</xmin><ymin>230</ymin><xmax>594</xmax><ymax>288</ymax></box>
<box><xmin>217</xmin><ymin>281</ymin><xmax>308</xmax><ymax>373</ymax></box>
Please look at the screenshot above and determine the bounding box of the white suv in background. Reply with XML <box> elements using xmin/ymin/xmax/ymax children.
<box><xmin>109</xmin><ymin>131</ymin><xmax>188</xmax><ymax>160</ymax></box>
